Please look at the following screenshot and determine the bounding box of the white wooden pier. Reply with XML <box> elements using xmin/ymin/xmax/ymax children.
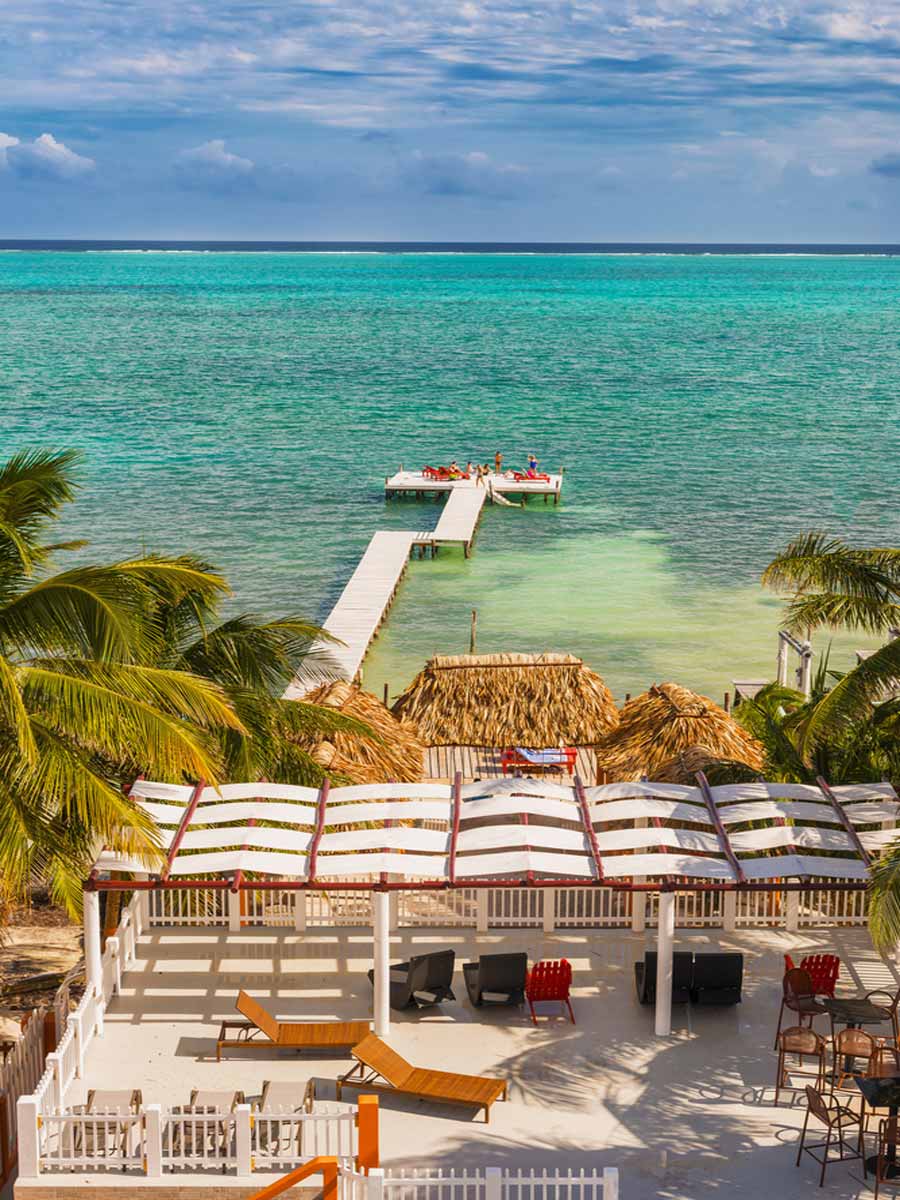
<box><xmin>286</xmin><ymin>471</ymin><xmax>561</xmax><ymax>697</ymax></box>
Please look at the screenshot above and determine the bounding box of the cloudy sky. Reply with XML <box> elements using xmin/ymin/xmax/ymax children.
<box><xmin>2</xmin><ymin>0</ymin><xmax>900</xmax><ymax>240</ymax></box>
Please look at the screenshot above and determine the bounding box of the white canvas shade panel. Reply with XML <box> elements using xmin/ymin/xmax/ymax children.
<box><xmin>98</xmin><ymin>776</ymin><xmax>900</xmax><ymax>886</ymax></box>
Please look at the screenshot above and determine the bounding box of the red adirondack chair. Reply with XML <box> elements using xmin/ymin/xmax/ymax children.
<box><xmin>525</xmin><ymin>959</ymin><xmax>574</xmax><ymax>1025</ymax></box>
<box><xmin>783</xmin><ymin>953</ymin><xmax>840</xmax><ymax>998</ymax></box>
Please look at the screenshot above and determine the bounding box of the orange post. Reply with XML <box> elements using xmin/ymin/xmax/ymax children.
<box><xmin>356</xmin><ymin>1095</ymin><xmax>379</xmax><ymax>1170</ymax></box>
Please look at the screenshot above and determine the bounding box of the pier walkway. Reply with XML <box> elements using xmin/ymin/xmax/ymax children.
<box><xmin>286</xmin><ymin>472</ymin><xmax>561</xmax><ymax>698</ymax></box>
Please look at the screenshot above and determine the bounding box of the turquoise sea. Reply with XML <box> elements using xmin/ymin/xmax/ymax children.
<box><xmin>2</xmin><ymin>248</ymin><xmax>899</xmax><ymax>703</ymax></box>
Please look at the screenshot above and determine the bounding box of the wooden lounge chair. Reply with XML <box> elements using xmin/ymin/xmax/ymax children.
<box><xmin>337</xmin><ymin>1033</ymin><xmax>507</xmax><ymax>1123</ymax></box>
<box><xmin>216</xmin><ymin>991</ymin><xmax>370</xmax><ymax>1060</ymax></box>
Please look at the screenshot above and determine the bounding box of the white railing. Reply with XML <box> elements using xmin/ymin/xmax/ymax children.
<box><xmin>555</xmin><ymin>888</ymin><xmax>631</xmax><ymax>928</ymax></box>
<box><xmin>149</xmin><ymin>887</ymin><xmax>228</xmax><ymax>926</ymax></box>
<box><xmin>38</xmin><ymin>1110</ymin><xmax>144</xmax><ymax>1172</ymax></box>
<box><xmin>0</xmin><ymin>1008</ymin><xmax>45</xmax><ymax>1173</ymax></box>
<box><xmin>144</xmin><ymin>882</ymin><xmax>870</xmax><ymax>934</ymax></box>
<box><xmin>399</xmin><ymin>889</ymin><xmax>478</xmax><ymax>927</ymax></box>
<box><xmin>488</xmin><ymin>890</ymin><xmax>543</xmax><ymax>928</ymax></box>
<box><xmin>161</xmin><ymin>1107</ymin><xmax>236</xmax><ymax>1171</ymax></box>
<box><xmin>28</xmin><ymin>1101</ymin><xmax>362</xmax><ymax>1177</ymax></box>
<box><xmin>341</xmin><ymin>1166</ymin><xmax>619</xmax><ymax>1200</ymax></box>
<box><xmin>252</xmin><ymin>1104</ymin><xmax>357</xmax><ymax>1169</ymax></box>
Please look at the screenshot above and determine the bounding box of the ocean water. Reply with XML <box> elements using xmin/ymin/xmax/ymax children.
<box><xmin>2</xmin><ymin>246</ymin><xmax>899</xmax><ymax>704</ymax></box>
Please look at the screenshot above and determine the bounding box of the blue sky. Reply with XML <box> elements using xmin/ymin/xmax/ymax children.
<box><xmin>2</xmin><ymin>0</ymin><xmax>900</xmax><ymax>239</ymax></box>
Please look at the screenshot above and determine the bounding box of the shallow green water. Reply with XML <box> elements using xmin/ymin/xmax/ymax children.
<box><xmin>2</xmin><ymin>250</ymin><xmax>898</xmax><ymax>702</ymax></box>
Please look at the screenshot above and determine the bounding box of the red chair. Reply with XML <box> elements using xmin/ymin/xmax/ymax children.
<box><xmin>784</xmin><ymin>954</ymin><xmax>840</xmax><ymax>998</ymax></box>
<box><xmin>526</xmin><ymin>959</ymin><xmax>574</xmax><ymax>1025</ymax></box>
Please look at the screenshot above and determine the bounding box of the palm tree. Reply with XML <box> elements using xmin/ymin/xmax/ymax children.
<box><xmin>0</xmin><ymin>450</ymin><xmax>248</xmax><ymax>912</ymax></box>
<box><xmin>141</xmin><ymin>580</ymin><xmax>367</xmax><ymax>784</ymax></box>
<box><xmin>762</xmin><ymin>532</ymin><xmax>900</xmax><ymax>636</ymax></box>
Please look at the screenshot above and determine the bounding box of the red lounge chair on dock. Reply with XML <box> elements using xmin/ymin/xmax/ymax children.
<box><xmin>501</xmin><ymin>747</ymin><xmax>577</xmax><ymax>775</ymax></box>
<box><xmin>512</xmin><ymin>470</ymin><xmax>551</xmax><ymax>483</ymax></box>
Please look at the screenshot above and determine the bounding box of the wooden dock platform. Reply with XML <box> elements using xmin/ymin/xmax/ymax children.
<box><xmin>285</xmin><ymin>530</ymin><xmax>417</xmax><ymax>697</ymax></box>
<box><xmin>386</xmin><ymin>470</ymin><xmax>563</xmax><ymax>503</ymax></box>
<box><xmin>286</xmin><ymin>469</ymin><xmax>558</xmax><ymax>697</ymax></box>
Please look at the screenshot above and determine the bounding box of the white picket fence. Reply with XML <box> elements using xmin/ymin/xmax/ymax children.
<box><xmin>28</xmin><ymin>1100</ymin><xmax>359</xmax><ymax>1176</ymax></box>
<box><xmin>144</xmin><ymin>882</ymin><xmax>868</xmax><ymax>933</ymax></box>
<box><xmin>340</xmin><ymin>1166</ymin><xmax>619</xmax><ymax>1200</ymax></box>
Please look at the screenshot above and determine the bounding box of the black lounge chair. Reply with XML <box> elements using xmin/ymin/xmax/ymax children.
<box><xmin>691</xmin><ymin>953</ymin><xmax>743</xmax><ymax>1005</ymax></box>
<box><xmin>634</xmin><ymin>951</ymin><xmax>693</xmax><ymax>1005</ymax></box>
<box><xmin>367</xmin><ymin>950</ymin><xmax>456</xmax><ymax>1010</ymax></box>
<box><xmin>463</xmin><ymin>953</ymin><xmax>528</xmax><ymax>1008</ymax></box>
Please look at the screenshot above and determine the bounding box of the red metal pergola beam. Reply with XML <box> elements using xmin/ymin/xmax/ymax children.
<box><xmin>448</xmin><ymin>771</ymin><xmax>463</xmax><ymax>885</ymax></box>
<box><xmin>306</xmin><ymin>779</ymin><xmax>330</xmax><ymax>885</ymax></box>
<box><xmin>87</xmin><ymin>876</ymin><xmax>868</xmax><ymax>894</ymax></box>
<box><xmin>161</xmin><ymin>778</ymin><xmax>206</xmax><ymax>881</ymax></box>
<box><xmin>574</xmin><ymin>775</ymin><xmax>604</xmax><ymax>881</ymax></box>
<box><xmin>696</xmin><ymin>771</ymin><xmax>747</xmax><ymax>884</ymax></box>
<box><xmin>816</xmin><ymin>775</ymin><xmax>871</xmax><ymax>868</ymax></box>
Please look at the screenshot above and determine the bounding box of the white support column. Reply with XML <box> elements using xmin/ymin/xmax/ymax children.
<box><xmin>135</xmin><ymin>874</ymin><xmax>150</xmax><ymax>931</ymax></box>
<box><xmin>235</xmin><ymin>1104</ymin><xmax>252</xmax><ymax>1175</ymax></box>
<box><xmin>543</xmin><ymin>888</ymin><xmax>556</xmax><ymax>934</ymax></box>
<box><xmin>144</xmin><ymin>1104</ymin><xmax>163</xmax><ymax>1177</ymax></box>
<box><xmin>294</xmin><ymin>890</ymin><xmax>307</xmax><ymax>932</ymax></box>
<box><xmin>654</xmin><ymin>891</ymin><xmax>676</xmax><ymax>1037</ymax></box>
<box><xmin>47</xmin><ymin>1051</ymin><xmax>64</xmax><ymax>1110</ymax></box>
<box><xmin>799</xmin><ymin>643</ymin><xmax>813</xmax><ymax>699</ymax></box>
<box><xmin>602</xmin><ymin>1168</ymin><xmax>619</xmax><ymax>1200</ymax></box>
<box><xmin>72</xmin><ymin>1010</ymin><xmax>85</xmax><ymax>1078</ymax></box>
<box><xmin>83</xmin><ymin>889</ymin><xmax>103</xmax><ymax>1002</ymax></box>
<box><xmin>723</xmin><ymin>891</ymin><xmax>737</xmax><ymax>933</ymax></box>
<box><xmin>108</xmin><ymin>936</ymin><xmax>121</xmax><ymax>995</ymax></box>
<box><xmin>785</xmin><ymin>890</ymin><xmax>800</xmax><ymax>932</ymax></box>
<box><xmin>476</xmin><ymin>890</ymin><xmax>489</xmax><ymax>933</ymax></box>
<box><xmin>776</xmin><ymin>634</ymin><xmax>789</xmax><ymax>687</ymax></box>
<box><xmin>485</xmin><ymin>1167</ymin><xmax>502</xmax><ymax>1200</ymax></box>
<box><xmin>373</xmin><ymin>890</ymin><xmax>391</xmax><ymax>1038</ymax></box>
<box><xmin>228</xmin><ymin>889</ymin><xmax>242</xmax><ymax>932</ymax></box>
<box><xmin>16</xmin><ymin>1096</ymin><xmax>40</xmax><ymax>1178</ymax></box>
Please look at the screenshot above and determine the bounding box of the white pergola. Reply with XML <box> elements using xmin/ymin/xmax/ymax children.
<box><xmin>86</xmin><ymin>774</ymin><xmax>900</xmax><ymax>1036</ymax></box>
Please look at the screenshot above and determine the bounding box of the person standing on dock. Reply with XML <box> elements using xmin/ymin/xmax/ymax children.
<box><xmin>495</xmin><ymin>451</ymin><xmax>503</xmax><ymax>475</ymax></box>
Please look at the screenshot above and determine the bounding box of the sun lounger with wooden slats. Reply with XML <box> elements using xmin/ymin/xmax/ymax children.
<box><xmin>216</xmin><ymin>992</ymin><xmax>370</xmax><ymax>1060</ymax></box>
<box><xmin>336</xmin><ymin>1033</ymin><xmax>508</xmax><ymax>1123</ymax></box>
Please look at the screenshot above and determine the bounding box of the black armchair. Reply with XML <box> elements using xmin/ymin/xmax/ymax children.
<box><xmin>463</xmin><ymin>953</ymin><xmax>528</xmax><ymax>1008</ymax></box>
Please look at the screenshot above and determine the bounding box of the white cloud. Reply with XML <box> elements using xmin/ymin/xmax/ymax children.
<box><xmin>0</xmin><ymin>132</ymin><xmax>20</xmax><ymax>168</ymax></box>
<box><xmin>5</xmin><ymin>132</ymin><xmax>94</xmax><ymax>178</ymax></box>
<box><xmin>177</xmin><ymin>139</ymin><xmax>254</xmax><ymax>173</ymax></box>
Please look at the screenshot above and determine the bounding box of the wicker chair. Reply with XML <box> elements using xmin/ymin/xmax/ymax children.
<box><xmin>874</xmin><ymin>1117</ymin><xmax>900</xmax><ymax>1200</ymax></box>
<box><xmin>775</xmin><ymin>968</ymin><xmax>828</xmax><ymax>1049</ymax></box>
<box><xmin>776</xmin><ymin>1027</ymin><xmax>826</xmax><ymax>1105</ymax></box>
<box><xmin>796</xmin><ymin>1085</ymin><xmax>865</xmax><ymax>1187</ymax></box>
<box><xmin>866</xmin><ymin>988</ymin><xmax>900</xmax><ymax>1044</ymax></box>
<box><xmin>832</xmin><ymin>1027</ymin><xmax>879</xmax><ymax>1093</ymax></box>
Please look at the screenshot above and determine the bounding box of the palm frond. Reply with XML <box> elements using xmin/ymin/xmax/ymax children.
<box><xmin>782</xmin><ymin>593</ymin><xmax>900</xmax><ymax>637</ymax></box>
<box><xmin>178</xmin><ymin>615</ymin><xmax>339</xmax><ymax>694</ymax></box>
<box><xmin>0</xmin><ymin>653</ymin><xmax>36</xmax><ymax>761</ymax></box>
<box><xmin>19</xmin><ymin>662</ymin><xmax>237</xmax><ymax>782</ymax></box>
<box><xmin>868</xmin><ymin>840</ymin><xmax>900</xmax><ymax>954</ymax></box>
<box><xmin>798</xmin><ymin>638</ymin><xmax>900</xmax><ymax>756</ymax></box>
<box><xmin>0</xmin><ymin>449</ymin><xmax>81</xmax><ymax>576</ymax></box>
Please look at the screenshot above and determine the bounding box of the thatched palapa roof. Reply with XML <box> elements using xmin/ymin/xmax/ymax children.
<box><xmin>598</xmin><ymin>682</ymin><xmax>765</xmax><ymax>783</ymax></box>
<box><xmin>653</xmin><ymin>744</ymin><xmax>764</xmax><ymax>786</ymax></box>
<box><xmin>390</xmin><ymin>652</ymin><xmax>619</xmax><ymax>747</ymax></box>
<box><xmin>300</xmin><ymin>682</ymin><xmax>425</xmax><ymax>784</ymax></box>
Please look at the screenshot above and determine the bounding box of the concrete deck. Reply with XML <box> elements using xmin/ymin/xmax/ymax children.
<box><xmin>69</xmin><ymin>925</ymin><xmax>898</xmax><ymax>1199</ymax></box>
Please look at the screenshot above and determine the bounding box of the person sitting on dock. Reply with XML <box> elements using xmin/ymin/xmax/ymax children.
<box><xmin>448</xmin><ymin>460</ymin><xmax>461</xmax><ymax>479</ymax></box>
